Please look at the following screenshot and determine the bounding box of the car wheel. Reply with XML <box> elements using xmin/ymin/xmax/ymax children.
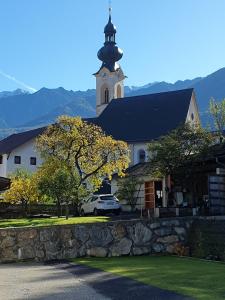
<box><xmin>93</xmin><ymin>208</ymin><xmax>99</xmax><ymax>216</ymax></box>
<box><xmin>80</xmin><ymin>209</ymin><xmax>85</xmax><ymax>216</ymax></box>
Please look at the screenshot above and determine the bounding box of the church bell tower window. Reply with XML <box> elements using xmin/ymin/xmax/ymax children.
<box><xmin>104</xmin><ymin>88</ymin><xmax>109</xmax><ymax>104</ymax></box>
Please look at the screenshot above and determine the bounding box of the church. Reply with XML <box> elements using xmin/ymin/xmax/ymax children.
<box><xmin>0</xmin><ymin>8</ymin><xmax>200</xmax><ymax>209</ymax></box>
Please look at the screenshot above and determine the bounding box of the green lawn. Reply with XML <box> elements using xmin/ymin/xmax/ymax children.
<box><xmin>74</xmin><ymin>256</ymin><xmax>225</xmax><ymax>300</ymax></box>
<box><xmin>0</xmin><ymin>216</ymin><xmax>110</xmax><ymax>228</ymax></box>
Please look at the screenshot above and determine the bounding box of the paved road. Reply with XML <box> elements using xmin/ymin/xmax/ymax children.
<box><xmin>0</xmin><ymin>262</ymin><xmax>109</xmax><ymax>300</ymax></box>
<box><xmin>0</xmin><ymin>262</ymin><xmax>193</xmax><ymax>300</ymax></box>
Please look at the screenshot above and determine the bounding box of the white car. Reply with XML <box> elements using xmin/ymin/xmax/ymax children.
<box><xmin>79</xmin><ymin>194</ymin><xmax>121</xmax><ymax>216</ymax></box>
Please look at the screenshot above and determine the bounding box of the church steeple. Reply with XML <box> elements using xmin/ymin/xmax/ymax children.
<box><xmin>97</xmin><ymin>7</ymin><xmax>123</xmax><ymax>73</ymax></box>
<box><xmin>94</xmin><ymin>5</ymin><xmax>126</xmax><ymax>117</ymax></box>
<box><xmin>104</xmin><ymin>6</ymin><xmax>116</xmax><ymax>43</ymax></box>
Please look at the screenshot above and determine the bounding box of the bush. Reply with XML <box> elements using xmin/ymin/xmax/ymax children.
<box><xmin>188</xmin><ymin>220</ymin><xmax>225</xmax><ymax>261</ymax></box>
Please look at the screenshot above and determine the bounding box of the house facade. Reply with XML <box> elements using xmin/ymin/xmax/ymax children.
<box><xmin>0</xmin><ymin>127</ymin><xmax>44</xmax><ymax>177</ymax></box>
<box><xmin>0</xmin><ymin>8</ymin><xmax>200</xmax><ymax>210</ymax></box>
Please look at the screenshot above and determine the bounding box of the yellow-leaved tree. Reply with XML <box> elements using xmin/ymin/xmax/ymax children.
<box><xmin>3</xmin><ymin>169</ymin><xmax>40</xmax><ymax>216</ymax></box>
<box><xmin>36</xmin><ymin>116</ymin><xmax>130</xmax><ymax>214</ymax></box>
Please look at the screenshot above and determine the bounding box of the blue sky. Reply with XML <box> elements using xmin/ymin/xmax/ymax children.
<box><xmin>0</xmin><ymin>0</ymin><xmax>225</xmax><ymax>92</ymax></box>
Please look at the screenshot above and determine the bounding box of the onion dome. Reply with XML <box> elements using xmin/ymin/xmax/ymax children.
<box><xmin>98</xmin><ymin>44</ymin><xmax>123</xmax><ymax>64</ymax></box>
<box><xmin>104</xmin><ymin>15</ymin><xmax>116</xmax><ymax>35</ymax></box>
<box><xmin>96</xmin><ymin>8</ymin><xmax>123</xmax><ymax>73</ymax></box>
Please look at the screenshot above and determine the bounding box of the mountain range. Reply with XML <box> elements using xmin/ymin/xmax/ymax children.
<box><xmin>1</xmin><ymin>67</ymin><xmax>225</xmax><ymax>139</ymax></box>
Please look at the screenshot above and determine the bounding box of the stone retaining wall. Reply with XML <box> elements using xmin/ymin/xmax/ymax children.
<box><xmin>0</xmin><ymin>218</ymin><xmax>194</xmax><ymax>263</ymax></box>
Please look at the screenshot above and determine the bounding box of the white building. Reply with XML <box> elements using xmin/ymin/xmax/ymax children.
<box><xmin>0</xmin><ymin>127</ymin><xmax>44</xmax><ymax>177</ymax></box>
<box><xmin>0</xmin><ymin>8</ymin><xmax>200</xmax><ymax>209</ymax></box>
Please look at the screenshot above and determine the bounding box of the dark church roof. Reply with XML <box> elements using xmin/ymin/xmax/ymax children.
<box><xmin>0</xmin><ymin>89</ymin><xmax>194</xmax><ymax>154</ymax></box>
<box><xmin>91</xmin><ymin>88</ymin><xmax>194</xmax><ymax>143</ymax></box>
<box><xmin>0</xmin><ymin>127</ymin><xmax>46</xmax><ymax>154</ymax></box>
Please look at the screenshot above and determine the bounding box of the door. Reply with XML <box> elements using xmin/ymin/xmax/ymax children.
<box><xmin>88</xmin><ymin>196</ymin><xmax>98</xmax><ymax>213</ymax></box>
<box><xmin>145</xmin><ymin>181</ymin><xmax>155</xmax><ymax>209</ymax></box>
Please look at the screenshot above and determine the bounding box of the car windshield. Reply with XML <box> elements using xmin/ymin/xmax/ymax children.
<box><xmin>100</xmin><ymin>195</ymin><xmax>116</xmax><ymax>201</ymax></box>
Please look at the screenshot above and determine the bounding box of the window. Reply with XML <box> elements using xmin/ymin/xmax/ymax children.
<box><xmin>138</xmin><ymin>149</ymin><xmax>146</xmax><ymax>163</ymax></box>
<box><xmin>109</xmin><ymin>35</ymin><xmax>115</xmax><ymax>42</ymax></box>
<box><xmin>104</xmin><ymin>88</ymin><xmax>109</xmax><ymax>104</ymax></box>
<box><xmin>191</xmin><ymin>113</ymin><xmax>194</xmax><ymax>121</ymax></box>
<box><xmin>14</xmin><ymin>156</ymin><xmax>21</xmax><ymax>164</ymax></box>
<box><xmin>101</xmin><ymin>85</ymin><xmax>110</xmax><ymax>105</ymax></box>
<box><xmin>91</xmin><ymin>196</ymin><xmax>98</xmax><ymax>202</ymax></box>
<box><xmin>0</xmin><ymin>155</ymin><xmax>2</xmax><ymax>164</ymax></box>
<box><xmin>30</xmin><ymin>157</ymin><xmax>37</xmax><ymax>166</ymax></box>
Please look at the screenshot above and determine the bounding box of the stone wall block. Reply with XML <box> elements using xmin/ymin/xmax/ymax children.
<box><xmin>17</xmin><ymin>229</ymin><xmax>38</xmax><ymax>248</ymax></box>
<box><xmin>40</xmin><ymin>228</ymin><xmax>59</xmax><ymax>242</ymax></box>
<box><xmin>111</xmin><ymin>223</ymin><xmax>126</xmax><ymax>240</ymax></box>
<box><xmin>73</xmin><ymin>226</ymin><xmax>90</xmax><ymax>243</ymax></box>
<box><xmin>174</xmin><ymin>227</ymin><xmax>186</xmax><ymax>235</ymax></box>
<box><xmin>63</xmin><ymin>247</ymin><xmax>79</xmax><ymax>259</ymax></box>
<box><xmin>35</xmin><ymin>246</ymin><xmax>45</xmax><ymax>260</ymax></box>
<box><xmin>0</xmin><ymin>235</ymin><xmax>16</xmax><ymax>248</ymax></box>
<box><xmin>132</xmin><ymin>246</ymin><xmax>150</xmax><ymax>256</ymax></box>
<box><xmin>44</xmin><ymin>240</ymin><xmax>62</xmax><ymax>260</ymax></box>
<box><xmin>157</xmin><ymin>235</ymin><xmax>179</xmax><ymax>244</ymax></box>
<box><xmin>78</xmin><ymin>245</ymin><xmax>87</xmax><ymax>257</ymax></box>
<box><xmin>162</xmin><ymin>220</ymin><xmax>180</xmax><ymax>227</ymax></box>
<box><xmin>60</xmin><ymin>228</ymin><xmax>73</xmax><ymax>241</ymax></box>
<box><xmin>110</xmin><ymin>238</ymin><xmax>132</xmax><ymax>256</ymax></box>
<box><xmin>0</xmin><ymin>248</ymin><xmax>18</xmax><ymax>262</ymax></box>
<box><xmin>0</xmin><ymin>229</ymin><xmax>14</xmax><ymax>238</ymax></box>
<box><xmin>87</xmin><ymin>247</ymin><xmax>108</xmax><ymax>257</ymax></box>
<box><xmin>154</xmin><ymin>227</ymin><xmax>172</xmax><ymax>237</ymax></box>
<box><xmin>128</xmin><ymin>223</ymin><xmax>152</xmax><ymax>246</ymax></box>
<box><xmin>152</xmin><ymin>243</ymin><xmax>165</xmax><ymax>253</ymax></box>
<box><xmin>62</xmin><ymin>238</ymin><xmax>80</xmax><ymax>251</ymax></box>
<box><xmin>166</xmin><ymin>244</ymin><xmax>176</xmax><ymax>254</ymax></box>
<box><xmin>150</xmin><ymin>223</ymin><xmax>160</xmax><ymax>230</ymax></box>
<box><xmin>89</xmin><ymin>226</ymin><xmax>113</xmax><ymax>247</ymax></box>
<box><xmin>18</xmin><ymin>246</ymin><xmax>35</xmax><ymax>260</ymax></box>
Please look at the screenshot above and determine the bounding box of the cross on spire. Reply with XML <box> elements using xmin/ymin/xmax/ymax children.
<box><xmin>109</xmin><ymin>0</ymin><xmax>112</xmax><ymax>17</ymax></box>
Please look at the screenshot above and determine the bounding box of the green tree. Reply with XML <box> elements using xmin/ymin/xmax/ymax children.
<box><xmin>148</xmin><ymin>123</ymin><xmax>213</xmax><ymax>179</ymax></box>
<box><xmin>36</xmin><ymin>159</ymin><xmax>87</xmax><ymax>218</ymax></box>
<box><xmin>117</xmin><ymin>176</ymin><xmax>143</xmax><ymax>211</ymax></box>
<box><xmin>36</xmin><ymin>115</ymin><xmax>130</xmax><ymax>191</ymax></box>
<box><xmin>209</xmin><ymin>98</ymin><xmax>225</xmax><ymax>142</ymax></box>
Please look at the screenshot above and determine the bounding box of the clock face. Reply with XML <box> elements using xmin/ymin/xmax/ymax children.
<box><xmin>101</xmin><ymin>72</ymin><xmax>107</xmax><ymax>78</ymax></box>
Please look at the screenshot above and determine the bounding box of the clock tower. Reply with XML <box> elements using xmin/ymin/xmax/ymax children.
<box><xmin>94</xmin><ymin>7</ymin><xmax>126</xmax><ymax>116</ymax></box>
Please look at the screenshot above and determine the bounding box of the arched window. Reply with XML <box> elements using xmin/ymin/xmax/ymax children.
<box><xmin>104</xmin><ymin>88</ymin><xmax>109</xmax><ymax>104</ymax></box>
<box><xmin>117</xmin><ymin>85</ymin><xmax>122</xmax><ymax>98</ymax></box>
<box><xmin>101</xmin><ymin>85</ymin><xmax>110</xmax><ymax>105</ymax></box>
<box><xmin>138</xmin><ymin>149</ymin><xmax>146</xmax><ymax>163</ymax></box>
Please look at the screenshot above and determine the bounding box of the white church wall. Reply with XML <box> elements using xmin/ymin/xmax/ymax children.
<box><xmin>129</xmin><ymin>143</ymin><xmax>149</xmax><ymax>166</ymax></box>
<box><xmin>6</xmin><ymin>139</ymin><xmax>42</xmax><ymax>176</ymax></box>
<box><xmin>186</xmin><ymin>93</ymin><xmax>200</xmax><ymax>125</ymax></box>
